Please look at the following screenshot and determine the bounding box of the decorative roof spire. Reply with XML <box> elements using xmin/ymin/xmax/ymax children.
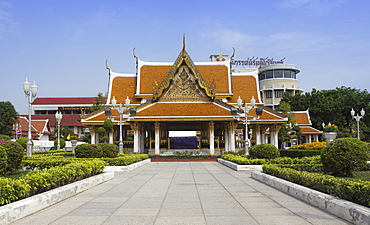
<box><xmin>182</xmin><ymin>33</ymin><xmax>186</xmax><ymax>51</ymax></box>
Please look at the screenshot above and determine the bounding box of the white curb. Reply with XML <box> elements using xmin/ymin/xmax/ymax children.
<box><xmin>217</xmin><ymin>158</ymin><xmax>262</xmax><ymax>171</ymax></box>
<box><xmin>104</xmin><ymin>158</ymin><xmax>151</xmax><ymax>172</ymax></box>
<box><xmin>0</xmin><ymin>171</ymin><xmax>114</xmax><ymax>225</ymax></box>
<box><xmin>251</xmin><ymin>171</ymin><xmax>370</xmax><ymax>225</ymax></box>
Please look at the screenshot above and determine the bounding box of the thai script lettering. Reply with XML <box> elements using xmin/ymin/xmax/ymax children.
<box><xmin>232</xmin><ymin>57</ymin><xmax>286</xmax><ymax>67</ymax></box>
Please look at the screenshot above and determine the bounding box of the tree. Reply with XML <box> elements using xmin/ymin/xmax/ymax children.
<box><xmin>277</xmin><ymin>101</ymin><xmax>301</xmax><ymax>148</ymax></box>
<box><xmin>281</xmin><ymin>86</ymin><xmax>370</xmax><ymax>141</ymax></box>
<box><xmin>0</xmin><ymin>102</ymin><xmax>18</xmax><ymax>136</ymax></box>
<box><xmin>90</xmin><ymin>92</ymin><xmax>105</xmax><ymax>113</ymax></box>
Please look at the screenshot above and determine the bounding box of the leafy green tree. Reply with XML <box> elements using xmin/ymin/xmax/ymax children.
<box><xmin>0</xmin><ymin>102</ymin><xmax>18</xmax><ymax>136</ymax></box>
<box><xmin>90</xmin><ymin>92</ymin><xmax>105</xmax><ymax>113</ymax></box>
<box><xmin>281</xmin><ymin>87</ymin><xmax>370</xmax><ymax>141</ymax></box>
<box><xmin>277</xmin><ymin>101</ymin><xmax>301</xmax><ymax>148</ymax></box>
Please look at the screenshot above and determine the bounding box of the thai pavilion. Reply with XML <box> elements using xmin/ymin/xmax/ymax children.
<box><xmin>81</xmin><ymin>42</ymin><xmax>288</xmax><ymax>155</ymax></box>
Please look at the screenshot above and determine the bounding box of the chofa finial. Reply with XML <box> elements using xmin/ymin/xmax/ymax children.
<box><xmin>182</xmin><ymin>33</ymin><xmax>186</xmax><ymax>51</ymax></box>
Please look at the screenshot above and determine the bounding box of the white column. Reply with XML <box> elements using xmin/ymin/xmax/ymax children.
<box><xmin>255</xmin><ymin>126</ymin><xmax>261</xmax><ymax>145</ymax></box>
<box><xmin>271</xmin><ymin>126</ymin><xmax>279</xmax><ymax>149</ymax></box>
<box><xmin>131</xmin><ymin>123</ymin><xmax>140</xmax><ymax>153</ymax></box>
<box><xmin>209</xmin><ymin>122</ymin><xmax>215</xmax><ymax>155</ymax></box>
<box><xmin>91</xmin><ymin>128</ymin><xmax>96</xmax><ymax>144</ymax></box>
<box><xmin>109</xmin><ymin>132</ymin><xmax>113</xmax><ymax>144</ymax></box>
<box><xmin>155</xmin><ymin>122</ymin><xmax>160</xmax><ymax>155</ymax></box>
<box><xmin>229</xmin><ymin>122</ymin><xmax>237</xmax><ymax>152</ymax></box>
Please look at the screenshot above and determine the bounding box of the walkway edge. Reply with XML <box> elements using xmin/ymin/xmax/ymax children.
<box><xmin>251</xmin><ymin>171</ymin><xmax>370</xmax><ymax>225</ymax></box>
<box><xmin>0</xmin><ymin>171</ymin><xmax>114</xmax><ymax>225</ymax></box>
<box><xmin>104</xmin><ymin>158</ymin><xmax>151</xmax><ymax>172</ymax></box>
<box><xmin>217</xmin><ymin>158</ymin><xmax>262</xmax><ymax>171</ymax></box>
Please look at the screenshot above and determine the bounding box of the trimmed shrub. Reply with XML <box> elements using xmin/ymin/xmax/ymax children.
<box><xmin>15</xmin><ymin>137</ymin><xmax>32</xmax><ymax>150</ymax></box>
<box><xmin>0</xmin><ymin>160</ymin><xmax>106</xmax><ymax>205</ymax></box>
<box><xmin>262</xmin><ymin>164</ymin><xmax>370</xmax><ymax>208</ymax></box>
<box><xmin>96</xmin><ymin>143</ymin><xmax>118</xmax><ymax>158</ymax></box>
<box><xmin>0</xmin><ymin>177</ymin><xmax>29</xmax><ymax>205</ymax></box>
<box><xmin>0</xmin><ymin>141</ymin><xmax>24</xmax><ymax>172</ymax></box>
<box><xmin>249</xmin><ymin>143</ymin><xmax>280</xmax><ymax>159</ymax></box>
<box><xmin>53</xmin><ymin>138</ymin><xmax>66</xmax><ymax>149</ymax></box>
<box><xmin>75</xmin><ymin>143</ymin><xmax>118</xmax><ymax>158</ymax></box>
<box><xmin>0</xmin><ymin>146</ymin><xmax>8</xmax><ymax>176</ymax></box>
<box><xmin>321</xmin><ymin>138</ymin><xmax>369</xmax><ymax>176</ymax></box>
<box><xmin>0</xmin><ymin>134</ymin><xmax>11</xmax><ymax>141</ymax></box>
<box><xmin>75</xmin><ymin>144</ymin><xmax>98</xmax><ymax>158</ymax></box>
<box><xmin>279</xmin><ymin>149</ymin><xmax>321</xmax><ymax>158</ymax></box>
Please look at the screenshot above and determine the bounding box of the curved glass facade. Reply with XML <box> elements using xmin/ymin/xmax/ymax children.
<box><xmin>259</xmin><ymin>69</ymin><xmax>297</xmax><ymax>81</ymax></box>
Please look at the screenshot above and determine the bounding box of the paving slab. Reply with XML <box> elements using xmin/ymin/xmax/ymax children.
<box><xmin>12</xmin><ymin>162</ymin><xmax>350</xmax><ymax>225</ymax></box>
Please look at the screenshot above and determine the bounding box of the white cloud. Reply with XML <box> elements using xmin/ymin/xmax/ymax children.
<box><xmin>200</xmin><ymin>29</ymin><xmax>333</xmax><ymax>56</ymax></box>
<box><xmin>277</xmin><ymin>0</ymin><xmax>348</xmax><ymax>15</ymax></box>
<box><xmin>0</xmin><ymin>1</ymin><xmax>20</xmax><ymax>37</ymax></box>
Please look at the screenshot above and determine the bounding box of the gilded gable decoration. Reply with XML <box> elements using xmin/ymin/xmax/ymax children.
<box><xmin>153</xmin><ymin>48</ymin><xmax>215</xmax><ymax>101</ymax></box>
<box><xmin>160</xmin><ymin>66</ymin><xmax>209</xmax><ymax>101</ymax></box>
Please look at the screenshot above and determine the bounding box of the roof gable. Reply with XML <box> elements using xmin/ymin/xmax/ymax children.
<box><xmin>153</xmin><ymin>49</ymin><xmax>215</xmax><ymax>101</ymax></box>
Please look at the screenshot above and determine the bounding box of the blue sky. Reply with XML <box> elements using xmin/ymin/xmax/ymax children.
<box><xmin>1</xmin><ymin>0</ymin><xmax>369</xmax><ymax>114</ymax></box>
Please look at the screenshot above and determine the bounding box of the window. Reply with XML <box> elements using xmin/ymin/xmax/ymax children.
<box><xmin>259</xmin><ymin>72</ymin><xmax>266</xmax><ymax>81</ymax></box>
<box><xmin>291</xmin><ymin>71</ymin><xmax>296</xmax><ymax>79</ymax></box>
<box><xmin>265</xmin><ymin>90</ymin><xmax>272</xmax><ymax>99</ymax></box>
<box><xmin>283</xmin><ymin>70</ymin><xmax>291</xmax><ymax>78</ymax></box>
<box><xmin>274</xmin><ymin>69</ymin><xmax>283</xmax><ymax>78</ymax></box>
<box><xmin>266</xmin><ymin>71</ymin><xmax>273</xmax><ymax>79</ymax></box>
<box><xmin>275</xmin><ymin>90</ymin><xmax>283</xmax><ymax>98</ymax></box>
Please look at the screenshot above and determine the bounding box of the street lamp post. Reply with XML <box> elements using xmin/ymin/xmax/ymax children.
<box><xmin>55</xmin><ymin>112</ymin><xmax>63</xmax><ymax>149</ymax></box>
<box><xmin>351</xmin><ymin>108</ymin><xmax>365</xmax><ymax>140</ymax></box>
<box><xmin>237</xmin><ymin>96</ymin><xmax>255</xmax><ymax>155</ymax></box>
<box><xmin>111</xmin><ymin>96</ymin><xmax>130</xmax><ymax>154</ymax></box>
<box><xmin>23</xmin><ymin>78</ymin><xmax>38</xmax><ymax>157</ymax></box>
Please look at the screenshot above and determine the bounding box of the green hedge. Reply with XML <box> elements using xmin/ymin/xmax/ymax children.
<box><xmin>33</xmin><ymin>150</ymin><xmax>75</xmax><ymax>157</ymax></box>
<box><xmin>279</xmin><ymin>149</ymin><xmax>321</xmax><ymax>158</ymax></box>
<box><xmin>22</xmin><ymin>154</ymin><xmax>150</xmax><ymax>169</ymax></box>
<box><xmin>221</xmin><ymin>154</ymin><xmax>321</xmax><ymax>165</ymax></box>
<box><xmin>104</xmin><ymin>154</ymin><xmax>149</xmax><ymax>166</ymax></box>
<box><xmin>262</xmin><ymin>164</ymin><xmax>370</xmax><ymax>208</ymax></box>
<box><xmin>0</xmin><ymin>160</ymin><xmax>106</xmax><ymax>206</ymax></box>
<box><xmin>150</xmin><ymin>155</ymin><xmax>220</xmax><ymax>159</ymax></box>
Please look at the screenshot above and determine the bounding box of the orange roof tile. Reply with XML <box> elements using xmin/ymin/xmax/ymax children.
<box><xmin>111</xmin><ymin>76</ymin><xmax>141</xmax><ymax>104</ymax></box>
<box><xmin>139</xmin><ymin>65</ymin><xmax>172</xmax><ymax>95</ymax></box>
<box><xmin>136</xmin><ymin>102</ymin><xmax>231</xmax><ymax>117</ymax></box>
<box><xmin>292</xmin><ymin>112</ymin><xmax>310</xmax><ymax>125</ymax></box>
<box><xmin>138</xmin><ymin>65</ymin><xmax>230</xmax><ymax>95</ymax></box>
<box><xmin>229</xmin><ymin>75</ymin><xmax>260</xmax><ymax>103</ymax></box>
<box><xmin>300</xmin><ymin>127</ymin><xmax>322</xmax><ymax>134</ymax></box>
<box><xmin>197</xmin><ymin>65</ymin><xmax>229</xmax><ymax>93</ymax></box>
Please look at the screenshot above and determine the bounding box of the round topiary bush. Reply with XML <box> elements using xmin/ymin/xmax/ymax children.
<box><xmin>249</xmin><ymin>143</ymin><xmax>280</xmax><ymax>159</ymax></box>
<box><xmin>0</xmin><ymin>145</ymin><xmax>8</xmax><ymax>176</ymax></box>
<box><xmin>0</xmin><ymin>141</ymin><xmax>24</xmax><ymax>172</ymax></box>
<box><xmin>96</xmin><ymin>143</ymin><xmax>119</xmax><ymax>158</ymax></box>
<box><xmin>0</xmin><ymin>134</ymin><xmax>11</xmax><ymax>141</ymax></box>
<box><xmin>75</xmin><ymin>143</ymin><xmax>118</xmax><ymax>158</ymax></box>
<box><xmin>15</xmin><ymin>137</ymin><xmax>33</xmax><ymax>150</ymax></box>
<box><xmin>53</xmin><ymin>139</ymin><xmax>66</xmax><ymax>149</ymax></box>
<box><xmin>321</xmin><ymin>138</ymin><xmax>369</xmax><ymax>176</ymax></box>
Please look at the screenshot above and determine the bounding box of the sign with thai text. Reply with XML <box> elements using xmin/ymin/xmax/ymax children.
<box><xmin>232</xmin><ymin>57</ymin><xmax>286</xmax><ymax>67</ymax></box>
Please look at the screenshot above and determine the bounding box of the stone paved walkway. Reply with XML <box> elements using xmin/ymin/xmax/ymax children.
<box><xmin>13</xmin><ymin>162</ymin><xmax>351</xmax><ymax>225</ymax></box>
